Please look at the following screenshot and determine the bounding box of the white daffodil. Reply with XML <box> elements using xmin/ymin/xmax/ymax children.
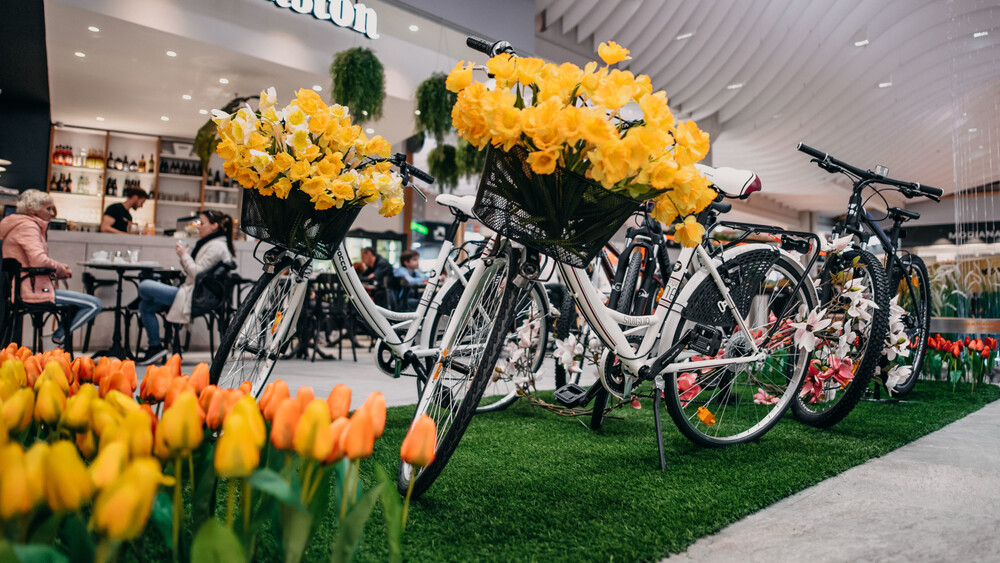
<box><xmin>789</xmin><ymin>306</ymin><xmax>831</xmax><ymax>352</ymax></box>
<box><xmin>259</xmin><ymin>86</ymin><xmax>278</xmax><ymax>113</ymax></box>
<box><xmin>248</xmin><ymin>149</ymin><xmax>273</xmax><ymax>173</ymax></box>
<box><xmin>211</xmin><ymin>109</ymin><xmax>231</xmax><ymax>128</ymax></box>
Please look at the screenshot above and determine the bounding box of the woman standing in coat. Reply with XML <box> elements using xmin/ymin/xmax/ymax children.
<box><xmin>0</xmin><ymin>190</ymin><xmax>103</xmax><ymax>348</ymax></box>
<box><xmin>135</xmin><ymin>209</ymin><xmax>234</xmax><ymax>365</ymax></box>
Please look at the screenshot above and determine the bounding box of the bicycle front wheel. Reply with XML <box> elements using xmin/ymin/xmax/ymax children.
<box><xmin>663</xmin><ymin>246</ymin><xmax>817</xmax><ymax>446</ymax></box>
<box><xmin>210</xmin><ymin>261</ymin><xmax>308</xmax><ymax>397</ymax></box>
<box><xmin>886</xmin><ymin>254</ymin><xmax>930</xmax><ymax>397</ymax></box>
<box><xmin>398</xmin><ymin>244</ymin><xmax>521</xmax><ymax>499</ymax></box>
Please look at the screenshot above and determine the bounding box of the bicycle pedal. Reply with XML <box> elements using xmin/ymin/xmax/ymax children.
<box><xmin>554</xmin><ymin>384</ymin><xmax>589</xmax><ymax>407</ymax></box>
<box><xmin>689</xmin><ymin>324</ymin><xmax>723</xmax><ymax>355</ymax></box>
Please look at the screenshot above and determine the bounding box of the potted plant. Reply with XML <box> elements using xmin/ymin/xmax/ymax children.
<box><xmin>329</xmin><ymin>47</ymin><xmax>385</xmax><ymax>124</ymax></box>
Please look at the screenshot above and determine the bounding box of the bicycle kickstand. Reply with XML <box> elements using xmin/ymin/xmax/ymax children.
<box><xmin>653</xmin><ymin>375</ymin><xmax>666</xmax><ymax>471</ymax></box>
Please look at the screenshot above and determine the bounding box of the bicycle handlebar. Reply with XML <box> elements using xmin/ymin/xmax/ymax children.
<box><xmin>378</xmin><ymin>152</ymin><xmax>434</xmax><ymax>184</ymax></box>
<box><xmin>797</xmin><ymin>142</ymin><xmax>941</xmax><ymax>201</ymax></box>
<box><xmin>466</xmin><ymin>36</ymin><xmax>516</xmax><ymax>57</ymax></box>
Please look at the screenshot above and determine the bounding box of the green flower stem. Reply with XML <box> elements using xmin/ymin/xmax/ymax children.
<box><xmin>172</xmin><ymin>457</ymin><xmax>183</xmax><ymax>562</ymax></box>
<box><xmin>306</xmin><ymin>465</ymin><xmax>324</xmax><ymax>505</ymax></box>
<box><xmin>339</xmin><ymin>460</ymin><xmax>357</xmax><ymax>520</ymax></box>
<box><xmin>226</xmin><ymin>478</ymin><xmax>237</xmax><ymax>528</ymax></box>
<box><xmin>300</xmin><ymin>460</ymin><xmax>315</xmax><ymax>506</ymax></box>
<box><xmin>241</xmin><ymin>479</ymin><xmax>251</xmax><ymax>534</ymax></box>
<box><xmin>402</xmin><ymin>467</ymin><xmax>418</xmax><ymax>529</ymax></box>
<box><xmin>95</xmin><ymin>539</ymin><xmax>112</xmax><ymax>563</ymax></box>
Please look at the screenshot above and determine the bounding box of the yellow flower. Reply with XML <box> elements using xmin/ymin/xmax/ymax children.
<box><xmin>288</xmin><ymin>129</ymin><xmax>313</xmax><ymax>156</ymax></box>
<box><xmin>60</xmin><ymin>383</ymin><xmax>97</xmax><ymax>432</ymax></box>
<box><xmin>379</xmin><ymin>196</ymin><xmax>404</xmax><ymax>217</ymax></box>
<box><xmin>295</xmin><ymin>88</ymin><xmax>328</xmax><ymax>115</ymax></box>
<box><xmin>155</xmin><ymin>391</ymin><xmax>203</xmax><ymax>459</ymax></box>
<box><xmin>287</xmin><ymin>159</ymin><xmax>313</xmax><ymax>182</ymax></box>
<box><xmin>23</xmin><ymin>442</ymin><xmax>47</xmax><ymax>505</ymax></box>
<box><xmin>446</xmin><ymin>60</ymin><xmax>474</xmax><ymax>92</ymax></box>
<box><xmin>597</xmin><ymin>40</ymin><xmax>631</xmax><ymax>65</ymax></box>
<box><xmin>487</xmin><ymin>53</ymin><xmax>517</xmax><ymax>85</ymax></box>
<box><xmin>230</xmin><ymin>396</ymin><xmax>266</xmax><ymax>448</ymax></box>
<box><xmin>76</xmin><ymin>430</ymin><xmax>98</xmax><ymax>459</ymax></box>
<box><xmin>293</xmin><ymin>400</ymin><xmax>333</xmax><ymax>462</ymax></box>
<box><xmin>647</xmin><ymin>158</ymin><xmax>680</xmax><ymax>191</ymax></box>
<box><xmin>258</xmin><ymin>86</ymin><xmax>278</xmax><ymax>113</ymax></box>
<box><xmin>527</xmin><ymin>149</ymin><xmax>560</xmax><ymax>175</ymax></box>
<box><xmin>89</xmin><ymin>441</ymin><xmax>128</xmax><ymax>490</ymax></box>
<box><xmin>0</xmin><ymin>444</ymin><xmax>34</xmax><ymax>519</ymax></box>
<box><xmin>89</xmin><ymin>399</ymin><xmax>122</xmax><ymax>440</ymax></box>
<box><xmin>44</xmin><ymin>441</ymin><xmax>93</xmax><ymax>512</ymax></box>
<box><xmin>273</xmin><ymin>177</ymin><xmax>293</xmax><ymax>199</ymax></box>
<box><xmin>2</xmin><ymin>387</ymin><xmax>34</xmax><ymax>432</ymax></box>
<box><xmin>308</xmin><ymin>112</ymin><xmax>331</xmax><ymax>136</ymax></box>
<box><xmin>118</xmin><ymin>408</ymin><xmax>154</xmax><ymax>458</ymax></box>
<box><xmin>91</xmin><ymin>458</ymin><xmax>172</xmax><ymax>541</ymax></box>
<box><xmin>673</xmin><ymin>121</ymin><xmax>710</xmax><ymax>166</ymax></box>
<box><xmin>363</xmin><ymin>136</ymin><xmax>391</xmax><ymax>158</ymax></box>
<box><xmin>591</xmin><ymin>69</ymin><xmax>637</xmax><ymax>110</ymax></box>
<box><xmin>580</xmin><ymin>109</ymin><xmax>617</xmax><ymax>146</ymax></box>
<box><xmin>214</xmin><ymin>411</ymin><xmax>260</xmax><ymax>479</ymax></box>
<box><xmin>34</xmin><ymin>378</ymin><xmax>66</xmax><ymax>426</ymax></box>
<box><xmin>674</xmin><ymin>215</ymin><xmax>706</xmax><ymax>248</ymax></box>
<box><xmin>36</xmin><ymin>360</ymin><xmax>69</xmax><ymax>393</ymax></box>
<box><xmin>555</xmin><ymin>106</ymin><xmax>584</xmax><ymax>143</ymax></box>
<box><xmin>514</xmin><ymin>57</ymin><xmax>546</xmax><ymax>85</ymax></box>
<box><xmin>491</xmin><ymin>106</ymin><xmax>522</xmax><ymax>149</ymax></box>
<box><xmin>0</xmin><ymin>360</ymin><xmax>26</xmax><ymax>400</ymax></box>
<box><xmin>235</xmin><ymin>168</ymin><xmax>260</xmax><ymax>189</ymax></box>
<box><xmin>284</xmin><ymin>106</ymin><xmax>308</xmax><ymax>132</ymax></box>
<box><xmin>273</xmin><ymin>151</ymin><xmax>295</xmax><ymax>173</ymax></box>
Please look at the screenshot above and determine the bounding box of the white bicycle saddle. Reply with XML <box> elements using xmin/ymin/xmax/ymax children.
<box><xmin>695</xmin><ymin>163</ymin><xmax>761</xmax><ymax>199</ymax></box>
<box><xmin>435</xmin><ymin>194</ymin><xmax>477</xmax><ymax>217</ymax></box>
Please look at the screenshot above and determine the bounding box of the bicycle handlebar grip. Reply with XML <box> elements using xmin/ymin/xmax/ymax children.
<box><xmin>466</xmin><ymin>36</ymin><xmax>492</xmax><ymax>55</ymax></box>
<box><xmin>408</xmin><ymin>166</ymin><xmax>435</xmax><ymax>184</ymax></box>
<box><xmin>796</xmin><ymin>142</ymin><xmax>827</xmax><ymax>160</ymax></box>
<box><xmin>916</xmin><ymin>183</ymin><xmax>943</xmax><ymax>197</ymax></box>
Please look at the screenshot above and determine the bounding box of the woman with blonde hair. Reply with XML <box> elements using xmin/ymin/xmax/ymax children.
<box><xmin>0</xmin><ymin>189</ymin><xmax>103</xmax><ymax>347</ymax></box>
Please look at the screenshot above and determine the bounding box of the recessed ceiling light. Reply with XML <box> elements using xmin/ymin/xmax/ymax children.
<box><xmin>726</xmin><ymin>83</ymin><xmax>743</xmax><ymax>90</ymax></box>
<box><xmin>675</xmin><ymin>32</ymin><xmax>694</xmax><ymax>41</ymax></box>
<box><xmin>199</xmin><ymin>109</ymin><xmax>208</xmax><ymax>115</ymax></box>
<box><xmin>973</xmin><ymin>31</ymin><xmax>989</xmax><ymax>38</ymax></box>
<box><xmin>414</xmin><ymin>109</ymin><xmax>421</xmax><ymax>116</ymax></box>
<box><xmin>96</xmin><ymin>116</ymin><xmax>105</xmax><ymax>122</ymax></box>
<box><xmin>409</xmin><ymin>24</ymin><xmax>419</xmax><ymax>32</ymax></box>
<box><xmin>0</xmin><ymin>166</ymin><xmax>6</xmax><ymax>172</ymax></box>
<box><xmin>74</xmin><ymin>52</ymin><xmax>86</xmax><ymax>58</ymax></box>
<box><xmin>854</xmin><ymin>39</ymin><xmax>869</xmax><ymax>47</ymax></box>
<box><xmin>160</xmin><ymin>116</ymin><xmax>170</xmax><ymax>121</ymax></box>
<box><xmin>88</xmin><ymin>26</ymin><xmax>100</xmax><ymax>32</ymax></box>
<box><xmin>312</xmin><ymin>84</ymin><xmax>323</xmax><ymax>92</ymax></box>
<box><xmin>365</xmin><ymin>128</ymin><xmax>375</xmax><ymax>134</ymax></box>
<box><xmin>362</xmin><ymin>110</ymin><xmax>368</xmax><ymax>116</ymax></box>
<box><xmin>878</xmin><ymin>81</ymin><xmax>892</xmax><ymax>88</ymax></box>
<box><xmin>219</xmin><ymin>78</ymin><xmax>229</xmax><ymax>84</ymax></box>
<box><xmin>166</xmin><ymin>50</ymin><xmax>177</xmax><ymax>57</ymax></box>
<box><xmin>182</xmin><ymin>94</ymin><xmax>192</xmax><ymax>100</ymax></box>
<box><xmin>969</xmin><ymin>128</ymin><xmax>978</xmax><ymax>133</ymax></box>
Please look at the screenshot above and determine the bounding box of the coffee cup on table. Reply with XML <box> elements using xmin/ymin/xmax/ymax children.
<box><xmin>92</xmin><ymin>251</ymin><xmax>108</xmax><ymax>261</ymax></box>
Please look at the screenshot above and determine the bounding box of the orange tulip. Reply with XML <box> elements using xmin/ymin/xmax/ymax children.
<box><xmin>270</xmin><ymin>398</ymin><xmax>301</xmax><ymax>450</ymax></box>
<box><xmin>238</xmin><ymin>381</ymin><xmax>252</xmax><ymax>395</ymax></box>
<box><xmin>340</xmin><ymin>408</ymin><xmax>374</xmax><ymax>460</ymax></box>
<box><xmin>326</xmin><ymin>384</ymin><xmax>351</xmax><ymax>420</ymax></box>
<box><xmin>93</xmin><ymin>357</ymin><xmax>111</xmax><ymax>385</ymax></box>
<box><xmin>0</xmin><ymin>343</ymin><xmax>15</xmax><ymax>364</ymax></box>
<box><xmin>140</xmin><ymin>365</ymin><xmax>171</xmax><ymax>403</ymax></box>
<box><xmin>99</xmin><ymin>369</ymin><xmax>133</xmax><ymax>398</ymax></box>
<box><xmin>48</xmin><ymin>356</ymin><xmax>73</xmax><ymax>388</ymax></box>
<box><xmin>188</xmin><ymin>363</ymin><xmax>210</xmax><ymax>393</ymax></box>
<box><xmin>198</xmin><ymin>385</ymin><xmax>219</xmax><ymax>413</ymax></box>
<box><xmin>164</xmin><ymin>354</ymin><xmax>182</xmax><ymax>378</ymax></box>
<box><xmin>293</xmin><ymin>400</ymin><xmax>333</xmax><ymax>461</ymax></box>
<box><xmin>23</xmin><ymin>356</ymin><xmax>42</xmax><ymax>388</ymax></box>
<box><xmin>361</xmin><ymin>392</ymin><xmax>386</xmax><ymax>438</ymax></box>
<box><xmin>295</xmin><ymin>386</ymin><xmax>315</xmax><ymax>411</ymax></box>
<box><xmin>205</xmin><ymin>388</ymin><xmax>242</xmax><ymax>430</ymax></box>
<box><xmin>260</xmin><ymin>380</ymin><xmax>290</xmax><ymax>421</ymax></box>
<box><xmin>121</xmin><ymin>360</ymin><xmax>137</xmax><ymax>391</ymax></box>
<box><xmin>72</xmin><ymin>356</ymin><xmax>95</xmax><ymax>383</ymax></box>
<box><xmin>323</xmin><ymin>417</ymin><xmax>350</xmax><ymax>464</ymax></box>
<box><xmin>164</xmin><ymin>376</ymin><xmax>195</xmax><ymax>409</ymax></box>
<box><xmin>400</xmin><ymin>414</ymin><xmax>437</xmax><ymax>468</ymax></box>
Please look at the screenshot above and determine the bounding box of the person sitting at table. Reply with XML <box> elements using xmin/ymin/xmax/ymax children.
<box><xmin>100</xmin><ymin>186</ymin><xmax>148</xmax><ymax>234</ymax></box>
<box><xmin>393</xmin><ymin>250</ymin><xmax>427</xmax><ymax>310</ymax></box>
<box><xmin>0</xmin><ymin>190</ymin><xmax>103</xmax><ymax>347</ymax></box>
<box><xmin>134</xmin><ymin>209</ymin><xmax>234</xmax><ymax>365</ymax></box>
<box><xmin>359</xmin><ymin>247</ymin><xmax>393</xmax><ymax>308</ymax></box>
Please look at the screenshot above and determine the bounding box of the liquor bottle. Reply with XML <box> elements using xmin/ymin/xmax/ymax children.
<box><xmin>138</xmin><ymin>155</ymin><xmax>146</xmax><ymax>173</ymax></box>
<box><xmin>148</xmin><ymin>155</ymin><xmax>154</xmax><ymax>173</ymax></box>
<box><xmin>104</xmin><ymin>177</ymin><xmax>112</xmax><ymax>195</ymax></box>
<box><xmin>107</xmin><ymin>152</ymin><xmax>114</xmax><ymax>169</ymax></box>
<box><xmin>213</xmin><ymin>170</ymin><xmax>222</xmax><ymax>185</ymax></box>
<box><xmin>115</xmin><ymin>155</ymin><xmax>124</xmax><ymax>171</ymax></box>
<box><xmin>49</xmin><ymin>174</ymin><xmax>57</xmax><ymax>191</ymax></box>
<box><xmin>129</xmin><ymin>158</ymin><xmax>137</xmax><ymax>172</ymax></box>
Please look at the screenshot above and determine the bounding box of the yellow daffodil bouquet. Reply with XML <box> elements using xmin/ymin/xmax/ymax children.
<box><xmin>213</xmin><ymin>88</ymin><xmax>405</xmax><ymax>258</ymax></box>
<box><xmin>447</xmin><ymin>41</ymin><xmax>717</xmax><ymax>263</ymax></box>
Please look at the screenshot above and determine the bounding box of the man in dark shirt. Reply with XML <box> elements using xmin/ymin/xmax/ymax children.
<box><xmin>360</xmin><ymin>247</ymin><xmax>393</xmax><ymax>282</ymax></box>
<box><xmin>101</xmin><ymin>187</ymin><xmax>148</xmax><ymax>233</ymax></box>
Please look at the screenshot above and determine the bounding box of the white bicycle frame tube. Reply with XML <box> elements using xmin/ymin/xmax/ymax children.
<box><xmin>557</xmin><ymin>243</ymin><xmax>765</xmax><ymax>379</ymax></box>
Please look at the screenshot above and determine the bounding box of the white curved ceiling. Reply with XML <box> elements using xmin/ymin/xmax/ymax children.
<box><xmin>536</xmin><ymin>0</ymin><xmax>1000</xmax><ymax>215</ymax></box>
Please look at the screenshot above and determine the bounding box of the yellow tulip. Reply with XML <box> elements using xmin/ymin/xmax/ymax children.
<box><xmin>214</xmin><ymin>412</ymin><xmax>260</xmax><ymax>478</ymax></box>
<box><xmin>597</xmin><ymin>40</ymin><xmax>631</xmax><ymax>65</ymax></box>
<box><xmin>2</xmin><ymin>388</ymin><xmax>34</xmax><ymax>432</ymax></box>
<box><xmin>90</xmin><ymin>441</ymin><xmax>128</xmax><ymax>490</ymax></box>
<box><xmin>400</xmin><ymin>414</ymin><xmax>437</xmax><ymax>469</ymax></box>
<box><xmin>92</xmin><ymin>458</ymin><xmax>172</xmax><ymax>541</ymax></box>
<box><xmin>673</xmin><ymin>215</ymin><xmax>706</xmax><ymax>248</ymax></box>
<box><xmin>0</xmin><ymin>444</ymin><xmax>34</xmax><ymax>519</ymax></box>
<box><xmin>34</xmin><ymin>378</ymin><xmax>66</xmax><ymax>426</ymax></box>
<box><xmin>0</xmin><ymin>360</ymin><xmax>27</xmax><ymax>400</ymax></box>
<box><xmin>61</xmin><ymin>383</ymin><xmax>97</xmax><ymax>432</ymax></box>
<box><xmin>76</xmin><ymin>430</ymin><xmax>98</xmax><ymax>459</ymax></box>
<box><xmin>44</xmin><ymin>441</ymin><xmax>93</xmax><ymax>512</ymax></box>
<box><xmin>293</xmin><ymin>400</ymin><xmax>333</xmax><ymax>462</ymax></box>
<box><xmin>23</xmin><ymin>442</ymin><xmax>48</xmax><ymax>506</ymax></box>
<box><xmin>155</xmin><ymin>391</ymin><xmax>204</xmax><ymax>458</ymax></box>
<box><xmin>230</xmin><ymin>395</ymin><xmax>266</xmax><ymax>448</ymax></box>
<box><xmin>104</xmin><ymin>389</ymin><xmax>140</xmax><ymax>417</ymax></box>
<box><xmin>35</xmin><ymin>360</ymin><xmax>69</xmax><ymax>394</ymax></box>
<box><xmin>119</xmin><ymin>409</ymin><xmax>154</xmax><ymax>458</ymax></box>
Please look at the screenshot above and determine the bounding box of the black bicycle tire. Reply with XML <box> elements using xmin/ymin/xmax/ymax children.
<box><xmin>886</xmin><ymin>254</ymin><xmax>930</xmax><ymax>397</ymax></box>
<box><xmin>664</xmin><ymin>248</ymin><xmax>818</xmax><ymax>446</ymax></box>
<box><xmin>791</xmin><ymin>248</ymin><xmax>891</xmax><ymax>428</ymax></box>
<box><xmin>397</xmin><ymin>246</ymin><xmax>520</xmax><ymax>499</ymax></box>
<box><xmin>209</xmin><ymin>262</ymin><xmax>292</xmax><ymax>397</ymax></box>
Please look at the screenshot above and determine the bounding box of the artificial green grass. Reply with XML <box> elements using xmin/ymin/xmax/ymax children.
<box><xmin>340</xmin><ymin>381</ymin><xmax>998</xmax><ymax>562</ymax></box>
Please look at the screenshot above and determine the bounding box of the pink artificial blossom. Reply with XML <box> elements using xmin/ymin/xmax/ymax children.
<box><xmin>753</xmin><ymin>388</ymin><xmax>780</xmax><ymax>405</ymax></box>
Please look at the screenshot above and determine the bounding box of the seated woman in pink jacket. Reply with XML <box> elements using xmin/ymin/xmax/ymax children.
<box><xmin>0</xmin><ymin>190</ymin><xmax>103</xmax><ymax>347</ymax></box>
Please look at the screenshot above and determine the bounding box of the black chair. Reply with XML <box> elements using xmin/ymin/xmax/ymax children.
<box><xmin>168</xmin><ymin>261</ymin><xmax>238</xmax><ymax>358</ymax></box>
<box><xmin>0</xmin><ymin>254</ymin><xmax>75</xmax><ymax>356</ymax></box>
<box><xmin>383</xmin><ymin>273</ymin><xmax>401</xmax><ymax>311</ymax></box>
<box><xmin>80</xmin><ymin>271</ymin><xmax>116</xmax><ymax>353</ymax></box>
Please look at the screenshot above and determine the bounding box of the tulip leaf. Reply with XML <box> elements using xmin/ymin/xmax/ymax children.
<box><xmin>8</xmin><ymin>544</ymin><xmax>68</xmax><ymax>563</ymax></box>
<box><xmin>27</xmin><ymin>513</ymin><xmax>63</xmax><ymax>545</ymax></box>
<box><xmin>308</xmin><ymin>464</ymin><xmax>337</xmax><ymax>524</ymax></box>
<box><xmin>191</xmin><ymin>519</ymin><xmax>247</xmax><ymax>563</ymax></box>
<box><xmin>278</xmin><ymin>504</ymin><xmax>312</xmax><ymax>563</ymax></box>
<box><xmin>0</xmin><ymin>541</ymin><xmax>16</xmax><ymax>563</ymax></box>
<box><xmin>374</xmin><ymin>464</ymin><xmax>403</xmax><ymax>563</ymax></box>
<box><xmin>58</xmin><ymin>515</ymin><xmax>94</xmax><ymax>563</ymax></box>
<box><xmin>150</xmin><ymin>492</ymin><xmax>175</xmax><ymax>548</ymax></box>
<box><xmin>249</xmin><ymin>468</ymin><xmax>303</xmax><ymax>509</ymax></box>
<box><xmin>331</xmin><ymin>481</ymin><xmax>386</xmax><ymax>563</ymax></box>
<box><xmin>191</xmin><ymin>441</ymin><xmax>219</xmax><ymax>530</ymax></box>
<box><xmin>330</xmin><ymin>458</ymin><xmax>352</xmax><ymax>515</ymax></box>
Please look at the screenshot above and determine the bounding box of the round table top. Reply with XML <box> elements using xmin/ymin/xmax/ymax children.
<box><xmin>80</xmin><ymin>260</ymin><xmax>161</xmax><ymax>270</ymax></box>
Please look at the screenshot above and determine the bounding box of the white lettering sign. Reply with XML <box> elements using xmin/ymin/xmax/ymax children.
<box><xmin>268</xmin><ymin>0</ymin><xmax>379</xmax><ymax>39</ymax></box>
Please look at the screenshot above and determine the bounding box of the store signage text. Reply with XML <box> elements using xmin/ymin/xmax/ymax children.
<box><xmin>267</xmin><ymin>0</ymin><xmax>379</xmax><ymax>39</ymax></box>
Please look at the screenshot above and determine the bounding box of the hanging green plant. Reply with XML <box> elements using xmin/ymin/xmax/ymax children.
<box><xmin>414</xmin><ymin>73</ymin><xmax>457</xmax><ymax>143</ymax></box>
<box><xmin>427</xmin><ymin>144</ymin><xmax>459</xmax><ymax>192</ymax></box>
<box><xmin>329</xmin><ymin>47</ymin><xmax>385</xmax><ymax>124</ymax></box>
<box><xmin>456</xmin><ymin>138</ymin><xmax>487</xmax><ymax>180</ymax></box>
<box><xmin>193</xmin><ymin>95</ymin><xmax>258</xmax><ymax>169</ymax></box>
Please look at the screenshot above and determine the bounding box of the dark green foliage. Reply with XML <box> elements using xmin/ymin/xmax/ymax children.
<box><xmin>427</xmin><ymin>144</ymin><xmax>459</xmax><ymax>192</ymax></box>
<box><xmin>456</xmin><ymin>138</ymin><xmax>487</xmax><ymax>180</ymax></box>
<box><xmin>193</xmin><ymin>96</ymin><xmax>258</xmax><ymax>169</ymax></box>
<box><xmin>329</xmin><ymin>47</ymin><xmax>385</xmax><ymax>124</ymax></box>
<box><xmin>414</xmin><ymin>74</ymin><xmax>456</xmax><ymax>143</ymax></box>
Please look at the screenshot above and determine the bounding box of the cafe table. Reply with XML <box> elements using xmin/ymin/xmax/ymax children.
<box><xmin>80</xmin><ymin>259</ymin><xmax>160</xmax><ymax>359</ymax></box>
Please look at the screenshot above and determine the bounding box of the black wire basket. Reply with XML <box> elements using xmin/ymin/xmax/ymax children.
<box><xmin>473</xmin><ymin>145</ymin><xmax>643</xmax><ymax>267</ymax></box>
<box><xmin>240</xmin><ymin>188</ymin><xmax>362</xmax><ymax>260</ymax></box>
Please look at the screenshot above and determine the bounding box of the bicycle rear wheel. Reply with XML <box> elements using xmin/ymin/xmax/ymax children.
<box><xmin>886</xmin><ymin>254</ymin><xmax>930</xmax><ymax>397</ymax></box>
<box><xmin>663</xmin><ymin>246</ymin><xmax>816</xmax><ymax>446</ymax></box>
<box><xmin>210</xmin><ymin>260</ymin><xmax>308</xmax><ymax>397</ymax></box>
<box><xmin>791</xmin><ymin>249</ymin><xmax>890</xmax><ymax>427</ymax></box>
<box><xmin>398</xmin><ymin>244</ymin><xmax>521</xmax><ymax>499</ymax></box>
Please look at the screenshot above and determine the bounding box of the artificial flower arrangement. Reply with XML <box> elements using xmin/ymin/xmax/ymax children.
<box><xmin>213</xmin><ymin>88</ymin><xmax>406</xmax><ymax>258</ymax></box>
<box><xmin>0</xmin><ymin>343</ymin><xmax>435</xmax><ymax>563</ymax></box>
<box><xmin>446</xmin><ymin>41</ymin><xmax>716</xmax><ymax>258</ymax></box>
<box><xmin>925</xmin><ymin>334</ymin><xmax>996</xmax><ymax>391</ymax></box>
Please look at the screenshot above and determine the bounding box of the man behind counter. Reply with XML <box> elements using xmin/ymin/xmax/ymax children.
<box><xmin>100</xmin><ymin>186</ymin><xmax>148</xmax><ymax>233</ymax></box>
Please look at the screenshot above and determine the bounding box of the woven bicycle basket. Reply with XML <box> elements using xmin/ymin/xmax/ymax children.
<box><xmin>240</xmin><ymin>188</ymin><xmax>362</xmax><ymax>260</ymax></box>
<box><xmin>473</xmin><ymin>145</ymin><xmax>643</xmax><ymax>267</ymax></box>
